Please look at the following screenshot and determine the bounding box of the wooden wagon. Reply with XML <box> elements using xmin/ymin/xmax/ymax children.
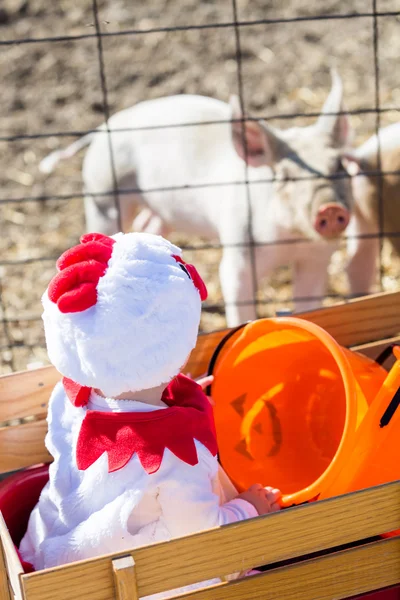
<box><xmin>1</xmin><ymin>291</ymin><xmax>400</xmax><ymax>600</ymax></box>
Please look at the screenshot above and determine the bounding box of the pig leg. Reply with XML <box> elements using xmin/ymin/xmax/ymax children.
<box><xmin>84</xmin><ymin>190</ymin><xmax>141</xmax><ymax>235</ymax></box>
<box><xmin>219</xmin><ymin>245</ymin><xmax>258</xmax><ymax>327</ymax></box>
<box><xmin>84</xmin><ymin>193</ymin><xmax>120</xmax><ymax>235</ymax></box>
<box><xmin>292</xmin><ymin>244</ymin><xmax>336</xmax><ymax>313</ymax></box>
<box><xmin>346</xmin><ymin>213</ymin><xmax>379</xmax><ymax>297</ymax></box>
<box><xmin>133</xmin><ymin>208</ymin><xmax>156</xmax><ymax>232</ymax></box>
<box><xmin>132</xmin><ymin>208</ymin><xmax>171</xmax><ymax>237</ymax></box>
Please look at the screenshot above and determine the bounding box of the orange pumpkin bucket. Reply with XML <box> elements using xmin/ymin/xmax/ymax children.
<box><xmin>319</xmin><ymin>346</ymin><xmax>400</xmax><ymax>503</ymax></box>
<box><xmin>210</xmin><ymin>317</ymin><xmax>391</xmax><ymax>507</ymax></box>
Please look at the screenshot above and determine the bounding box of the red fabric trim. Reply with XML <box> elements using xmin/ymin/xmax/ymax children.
<box><xmin>63</xmin><ymin>377</ymin><xmax>91</xmax><ymax>407</ymax></box>
<box><xmin>56</xmin><ymin>241</ymin><xmax>114</xmax><ymax>272</ymax></box>
<box><xmin>72</xmin><ymin>375</ymin><xmax>218</xmax><ymax>474</ymax></box>
<box><xmin>185</xmin><ymin>263</ymin><xmax>208</xmax><ymax>301</ymax></box>
<box><xmin>80</xmin><ymin>233</ymin><xmax>116</xmax><ymax>248</ymax></box>
<box><xmin>48</xmin><ymin>260</ymin><xmax>107</xmax><ymax>313</ymax></box>
<box><xmin>172</xmin><ymin>255</ymin><xmax>208</xmax><ymax>301</ymax></box>
<box><xmin>48</xmin><ymin>233</ymin><xmax>115</xmax><ymax>314</ymax></box>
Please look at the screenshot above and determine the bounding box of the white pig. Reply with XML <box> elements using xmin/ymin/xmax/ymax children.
<box><xmin>40</xmin><ymin>72</ymin><xmax>360</xmax><ymax>326</ymax></box>
<box><xmin>346</xmin><ymin>122</ymin><xmax>400</xmax><ymax>297</ymax></box>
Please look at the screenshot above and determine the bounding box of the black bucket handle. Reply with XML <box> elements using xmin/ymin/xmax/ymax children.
<box><xmin>205</xmin><ymin>323</ymin><xmax>247</xmax><ymax>396</ymax></box>
<box><xmin>371</xmin><ymin>344</ymin><xmax>400</xmax><ymax>428</ymax></box>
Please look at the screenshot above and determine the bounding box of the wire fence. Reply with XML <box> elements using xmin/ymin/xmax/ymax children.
<box><xmin>1</xmin><ymin>1</ymin><xmax>400</xmax><ymax>373</ymax></box>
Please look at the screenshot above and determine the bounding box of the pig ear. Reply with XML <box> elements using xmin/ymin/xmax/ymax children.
<box><xmin>316</xmin><ymin>69</ymin><xmax>352</xmax><ymax>148</ymax></box>
<box><xmin>230</xmin><ymin>95</ymin><xmax>288</xmax><ymax>167</ymax></box>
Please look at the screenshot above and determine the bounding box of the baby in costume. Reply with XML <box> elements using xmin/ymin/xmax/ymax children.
<box><xmin>19</xmin><ymin>232</ymin><xmax>281</xmax><ymax>595</ymax></box>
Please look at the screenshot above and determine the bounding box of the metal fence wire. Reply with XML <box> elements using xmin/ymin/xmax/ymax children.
<box><xmin>1</xmin><ymin>0</ymin><xmax>399</xmax><ymax>373</ymax></box>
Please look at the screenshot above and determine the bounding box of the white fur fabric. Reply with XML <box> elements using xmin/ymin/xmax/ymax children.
<box><xmin>42</xmin><ymin>233</ymin><xmax>202</xmax><ymax>396</ymax></box>
<box><xmin>19</xmin><ymin>384</ymin><xmax>257</xmax><ymax>598</ymax></box>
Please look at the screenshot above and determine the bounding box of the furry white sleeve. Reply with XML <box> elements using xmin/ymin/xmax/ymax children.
<box><xmin>157</xmin><ymin>449</ymin><xmax>258</xmax><ymax>539</ymax></box>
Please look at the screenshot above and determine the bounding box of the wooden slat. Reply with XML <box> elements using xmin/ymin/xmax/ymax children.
<box><xmin>0</xmin><ymin>538</ymin><xmax>11</xmax><ymax>600</ymax></box>
<box><xmin>2</xmin><ymin>291</ymin><xmax>400</xmax><ymax>471</ymax></box>
<box><xmin>112</xmin><ymin>556</ymin><xmax>139</xmax><ymax>600</ymax></box>
<box><xmin>186</xmin><ymin>290</ymin><xmax>400</xmax><ymax>378</ymax></box>
<box><xmin>2</xmin><ymin>291</ymin><xmax>400</xmax><ymax>423</ymax></box>
<box><xmin>352</xmin><ymin>335</ymin><xmax>400</xmax><ymax>366</ymax></box>
<box><xmin>0</xmin><ymin>515</ymin><xmax>23</xmax><ymax>600</ymax></box>
<box><xmin>21</xmin><ymin>482</ymin><xmax>400</xmax><ymax>600</ymax></box>
<box><xmin>297</xmin><ymin>290</ymin><xmax>400</xmax><ymax>348</ymax></box>
<box><xmin>0</xmin><ymin>367</ymin><xmax>59</xmax><ymax>425</ymax></box>
<box><xmin>185</xmin><ymin>329</ymin><xmax>229</xmax><ymax>379</ymax></box>
<box><xmin>0</xmin><ymin>421</ymin><xmax>50</xmax><ymax>473</ymax></box>
<box><xmin>172</xmin><ymin>537</ymin><xmax>400</xmax><ymax>600</ymax></box>
<box><xmin>0</xmin><ymin>337</ymin><xmax>397</xmax><ymax>477</ymax></box>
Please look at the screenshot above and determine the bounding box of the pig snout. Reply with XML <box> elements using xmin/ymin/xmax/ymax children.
<box><xmin>313</xmin><ymin>203</ymin><xmax>350</xmax><ymax>238</ymax></box>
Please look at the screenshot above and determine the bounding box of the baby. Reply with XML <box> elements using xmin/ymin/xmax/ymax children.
<box><xmin>19</xmin><ymin>232</ymin><xmax>281</xmax><ymax>594</ymax></box>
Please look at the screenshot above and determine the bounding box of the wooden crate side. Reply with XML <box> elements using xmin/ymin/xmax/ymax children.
<box><xmin>0</xmin><ymin>421</ymin><xmax>50</xmax><ymax>473</ymax></box>
<box><xmin>352</xmin><ymin>336</ymin><xmax>400</xmax><ymax>366</ymax></box>
<box><xmin>185</xmin><ymin>291</ymin><xmax>400</xmax><ymax>378</ymax></box>
<box><xmin>1</xmin><ymin>291</ymin><xmax>399</xmax><ymax>415</ymax></box>
<box><xmin>184</xmin><ymin>329</ymin><xmax>228</xmax><ymax>379</ymax></box>
<box><xmin>112</xmin><ymin>557</ymin><xmax>139</xmax><ymax>600</ymax></box>
<box><xmin>21</xmin><ymin>537</ymin><xmax>400</xmax><ymax>600</ymax></box>
<box><xmin>0</xmin><ymin>367</ymin><xmax>59</xmax><ymax>425</ymax></box>
<box><xmin>1</xmin><ymin>291</ymin><xmax>399</xmax><ymax>425</ymax></box>
<box><xmin>297</xmin><ymin>290</ymin><xmax>400</xmax><ymax>348</ymax></box>
<box><xmin>21</xmin><ymin>482</ymin><xmax>400</xmax><ymax>600</ymax></box>
<box><xmin>0</xmin><ymin>539</ymin><xmax>11</xmax><ymax>600</ymax></box>
<box><xmin>171</xmin><ymin>537</ymin><xmax>400</xmax><ymax>600</ymax></box>
<box><xmin>2</xmin><ymin>335</ymin><xmax>400</xmax><ymax>475</ymax></box>
<box><xmin>0</xmin><ymin>515</ymin><xmax>23</xmax><ymax>600</ymax></box>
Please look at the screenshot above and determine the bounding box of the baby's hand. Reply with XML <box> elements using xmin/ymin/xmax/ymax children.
<box><xmin>187</xmin><ymin>373</ymin><xmax>215</xmax><ymax>406</ymax></box>
<box><xmin>238</xmin><ymin>484</ymin><xmax>282</xmax><ymax>516</ymax></box>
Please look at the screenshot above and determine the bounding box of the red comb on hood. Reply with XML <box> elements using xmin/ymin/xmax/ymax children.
<box><xmin>172</xmin><ymin>255</ymin><xmax>208</xmax><ymax>301</ymax></box>
<box><xmin>48</xmin><ymin>233</ymin><xmax>116</xmax><ymax>313</ymax></box>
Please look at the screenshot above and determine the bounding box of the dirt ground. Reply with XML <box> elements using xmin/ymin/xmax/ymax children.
<box><xmin>1</xmin><ymin>0</ymin><xmax>400</xmax><ymax>374</ymax></box>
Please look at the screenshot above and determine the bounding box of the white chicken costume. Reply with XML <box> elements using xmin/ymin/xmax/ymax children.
<box><xmin>19</xmin><ymin>232</ymin><xmax>258</xmax><ymax>597</ymax></box>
